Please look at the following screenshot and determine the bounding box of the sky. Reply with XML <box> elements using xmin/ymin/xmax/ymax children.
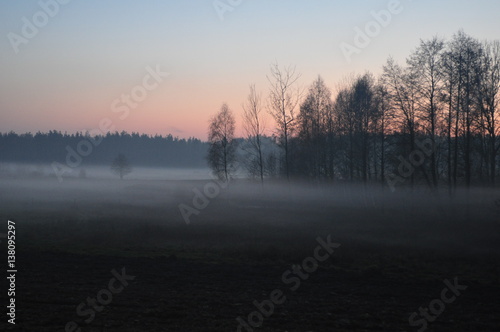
<box><xmin>1</xmin><ymin>0</ymin><xmax>499</xmax><ymax>140</ymax></box>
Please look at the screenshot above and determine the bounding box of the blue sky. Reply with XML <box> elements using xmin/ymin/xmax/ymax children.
<box><xmin>1</xmin><ymin>0</ymin><xmax>499</xmax><ymax>138</ymax></box>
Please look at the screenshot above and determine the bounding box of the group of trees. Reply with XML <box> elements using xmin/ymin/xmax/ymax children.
<box><xmin>207</xmin><ymin>30</ymin><xmax>500</xmax><ymax>191</ymax></box>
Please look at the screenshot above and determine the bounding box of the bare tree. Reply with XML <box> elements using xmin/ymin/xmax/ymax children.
<box><xmin>351</xmin><ymin>73</ymin><xmax>377</xmax><ymax>184</ymax></box>
<box><xmin>446</xmin><ymin>31</ymin><xmax>483</xmax><ymax>189</ymax></box>
<box><xmin>242</xmin><ymin>84</ymin><xmax>266</xmax><ymax>185</ymax></box>
<box><xmin>110</xmin><ymin>153</ymin><xmax>132</xmax><ymax>180</ymax></box>
<box><xmin>207</xmin><ymin>103</ymin><xmax>237</xmax><ymax>181</ymax></box>
<box><xmin>383</xmin><ymin>57</ymin><xmax>419</xmax><ymax>188</ymax></box>
<box><xmin>408</xmin><ymin>36</ymin><xmax>445</xmax><ymax>189</ymax></box>
<box><xmin>267</xmin><ymin>62</ymin><xmax>302</xmax><ymax>180</ymax></box>
<box><xmin>334</xmin><ymin>74</ymin><xmax>378</xmax><ymax>183</ymax></box>
<box><xmin>441</xmin><ymin>48</ymin><xmax>458</xmax><ymax>194</ymax></box>
<box><xmin>475</xmin><ymin>40</ymin><xmax>500</xmax><ymax>185</ymax></box>
<box><xmin>297</xmin><ymin>76</ymin><xmax>334</xmax><ymax>180</ymax></box>
<box><xmin>334</xmin><ymin>86</ymin><xmax>355</xmax><ymax>180</ymax></box>
<box><xmin>373</xmin><ymin>82</ymin><xmax>391</xmax><ymax>186</ymax></box>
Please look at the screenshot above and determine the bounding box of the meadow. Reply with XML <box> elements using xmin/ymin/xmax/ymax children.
<box><xmin>1</xmin><ymin>171</ymin><xmax>499</xmax><ymax>331</ymax></box>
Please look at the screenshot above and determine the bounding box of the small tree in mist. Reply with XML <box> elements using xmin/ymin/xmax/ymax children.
<box><xmin>208</xmin><ymin>103</ymin><xmax>237</xmax><ymax>181</ymax></box>
<box><xmin>110</xmin><ymin>153</ymin><xmax>132</xmax><ymax>180</ymax></box>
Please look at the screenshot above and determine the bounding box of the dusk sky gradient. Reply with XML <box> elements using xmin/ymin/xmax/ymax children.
<box><xmin>1</xmin><ymin>0</ymin><xmax>499</xmax><ymax>139</ymax></box>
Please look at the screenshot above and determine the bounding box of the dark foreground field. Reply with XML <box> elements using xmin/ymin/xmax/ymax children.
<box><xmin>1</xmin><ymin>177</ymin><xmax>499</xmax><ymax>331</ymax></box>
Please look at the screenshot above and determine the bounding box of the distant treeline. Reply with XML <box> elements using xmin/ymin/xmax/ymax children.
<box><xmin>0</xmin><ymin>131</ymin><xmax>208</xmax><ymax>168</ymax></box>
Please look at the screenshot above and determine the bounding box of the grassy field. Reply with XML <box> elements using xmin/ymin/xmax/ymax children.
<box><xmin>1</xmin><ymin>177</ymin><xmax>499</xmax><ymax>331</ymax></box>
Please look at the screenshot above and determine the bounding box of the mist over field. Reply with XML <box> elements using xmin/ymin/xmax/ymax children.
<box><xmin>1</xmin><ymin>167</ymin><xmax>499</xmax><ymax>331</ymax></box>
<box><xmin>0</xmin><ymin>162</ymin><xmax>212</xmax><ymax>181</ymax></box>
<box><xmin>2</xmin><ymin>160</ymin><xmax>499</xmax><ymax>261</ymax></box>
<box><xmin>2</xmin><ymin>1</ymin><xmax>500</xmax><ymax>331</ymax></box>
<box><xmin>2</xmin><ymin>173</ymin><xmax>498</xmax><ymax>255</ymax></box>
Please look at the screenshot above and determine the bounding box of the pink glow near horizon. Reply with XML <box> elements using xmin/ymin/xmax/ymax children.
<box><xmin>1</xmin><ymin>1</ymin><xmax>499</xmax><ymax>140</ymax></box>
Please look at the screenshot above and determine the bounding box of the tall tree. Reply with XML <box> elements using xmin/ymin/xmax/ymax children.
<box><xmin>267</xmin><ymin>62</ymin><xmax>302</xmax><ymax>180</ymax></box>
<box><xmin>373</xmin><ymin>82</ymin><xmax>391</xmax><ymax>186</ymax></box>
<box><xmin>334</xmin><ymin>84</ymin><xmax>355</xmax><ymax>181</ymax></box>
<box><xmin>350</xmin><ymin>73</ymin><xmax>377</xmax><ymax>184</ymax></box>
<box><xmin>441</xmin><ymin>48</ymin><xmax>458</xmax><ymax>194</ymax></box>
<box><xmin>448</xmin><ymin>31</ymin><xmax>483</xmax><ymax>189</ymax></box>
<box><xmin>297</xmin><ymin>76</ymin><xmax>334</xmax><ymax>179</ymax></box>
<box><xmin>242</xmin><ymin>85</ymin><xmax>266</xmax><ymax>185</ymax></box>
<box><xmin>383</xmin><ymin>57</ymin><xmax>419</xmax><ymax>188</ymax></box>
<box><xmin>475</xmin><ymin>40</ymin><xmax>500</xmax><ymax>185</ymax></box>
<box><xmin>408</xmin><ymin>37</ymin><xmax>445</xmax><ymax>188</ymax></box>
<box><xmin>207</xmin><ymin>103</ymin><xmax>237</xmax><ymax>181</ymax></box>
<box><xmin>334</xmin><ymin>74</ymin><xmax>378</xmax><ymax>183</ymax></box>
